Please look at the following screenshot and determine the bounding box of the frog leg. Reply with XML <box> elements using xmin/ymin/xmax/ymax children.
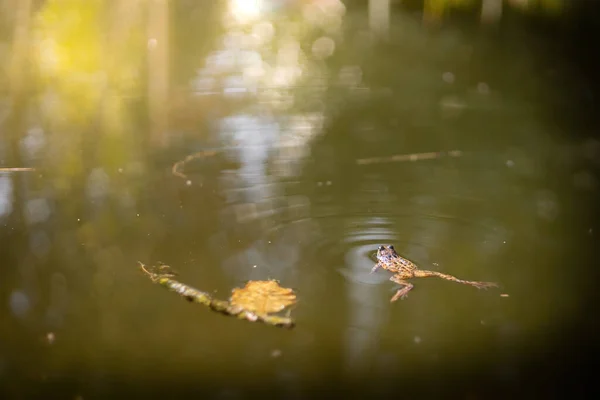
<box><xmin>389</xmin><ymin>275</ymin><xmax>414</xmax><ymax>302</ymax></box>
<box><xmin>413</xmin><ymin>269</ymin><xmax>498</xmax><ymax>289</ymax></box>
<box><xmin>371</xmin><ymin>263</ymin><xmax>382</xmax><ymax>273</ymax></box>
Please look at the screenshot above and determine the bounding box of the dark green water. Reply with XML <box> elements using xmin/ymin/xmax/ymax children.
<box><xmin>1</xmin><ymin>1</ymin><xmax>599</xmax><ymax>399</ymax></box>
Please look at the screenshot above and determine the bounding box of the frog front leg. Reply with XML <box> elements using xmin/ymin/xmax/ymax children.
<box><xmin>371</xmin><ymin>262</ymin><xmax>382</xmax><ymax>273</ymax></box>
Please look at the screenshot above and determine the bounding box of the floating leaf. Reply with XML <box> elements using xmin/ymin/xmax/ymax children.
<box><xmin>230</xmin><ymin>280</ymin><xmax>297</xmax><ymax>315</ymax></box>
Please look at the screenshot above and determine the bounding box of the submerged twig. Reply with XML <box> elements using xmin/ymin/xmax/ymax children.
<box><xmin>138</xmin><ymin>262</ymin><xmax>295</xmax><ymax>329</ymax></box>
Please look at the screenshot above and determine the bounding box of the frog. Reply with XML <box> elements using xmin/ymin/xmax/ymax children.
<box><xmin>372</xmin><ymin>245</ymin><xmax>498</xmax><ymax>302</ymax></box>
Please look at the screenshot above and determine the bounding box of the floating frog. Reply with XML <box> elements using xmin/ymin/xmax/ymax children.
<box><xmin>372</xmin><ymin>245</ymin><xmax>498</xmax><ymax>302</ymax></box>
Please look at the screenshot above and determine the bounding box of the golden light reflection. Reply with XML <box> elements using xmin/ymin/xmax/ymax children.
<box><xmin>229</xmin><ymin>0</ymin><xmax>263</xmax><ymax>24</ymax></box>
<box><xmin>30</xmin><ymin>0</ymin><xmax>147</xmax><ymax>188</ymax></box>
<box><xmin>34</xmin><ymin>0</ymin><xmax>144</xmax><ymax>124</ymax></box>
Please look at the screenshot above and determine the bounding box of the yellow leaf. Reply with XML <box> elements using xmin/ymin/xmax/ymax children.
<box><xmin>230</xmin><ymin>280</ymin><xmax>297</xmax><ymax>315</ymax></box>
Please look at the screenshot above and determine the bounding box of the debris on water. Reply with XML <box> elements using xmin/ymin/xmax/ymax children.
<box><xmin>230</xmin><ymin>280</ymin><xmax>297</xmax><ymax>315</ymax></box>
<box><xmin>46</xmin><ymin>332</ymin><xmax>55</xmax><ymax>344</ymax></box>
<box><xmin>442</xmin><ymin>72</ymin><xmax>455</xmax><ymax>83</ymax></box>
<box><xmin>271</xmin><ymin>349</ymin><xmax>282</xmax><ymax>358</ymax></box>
<box><xmin>356</xmin><ymin>150</ymin><xmax>463</xmax><ymax>165</ymax></box>
<box><xmin>413</xmin><ymin>336</ymin><xmax>422</xmax><ymax>344</ymax></box>
<box><xmin>477</xmin><ymin>82</ymin><xmax>490</xmax><ymax>94</ymax></box>
<box><xmin>139</xmin><ymin>262</ymin><xmax>296</xmax><ymax>328</ymax></box>
<box><xmin>9</xmin><ymin>290</ymin><xmax>30</xmax><ymax>318</ymax></box>
<box><xmin>500</xmin><ymin>293</ymin><xmax>509</xmax><ymax>297</ymax></box>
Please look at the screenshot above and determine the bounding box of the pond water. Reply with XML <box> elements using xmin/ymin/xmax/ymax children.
<box><xmin>1</xmin><ymin>1</ymin><xmax>599</xmax><ymax>398</ymax></box>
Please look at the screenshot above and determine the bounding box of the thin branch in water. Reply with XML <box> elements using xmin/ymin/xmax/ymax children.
<box><xmin>138</xmin><ymin>262</ymin><xmax>296</xmax><ymax>329</ymax></box>
<box><xmin>0</xmin><ymin>167</ymin><xmax>36</xmax><ymax>172</ymax></box>
<box><xmin>171</xmin><ymin>150</ymin><xmax>218</xmax><ymax>181</ymax></box>
<box><xmin>356</xmin><ymin>150</ymin><xmax>463</xmax><ymax>165</ymax></box>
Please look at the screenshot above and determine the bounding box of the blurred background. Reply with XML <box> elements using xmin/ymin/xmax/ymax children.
<box><xmin>1</xmin><ymin>0</ymin><xmax>599</xmax><ymax>398</ymax></box>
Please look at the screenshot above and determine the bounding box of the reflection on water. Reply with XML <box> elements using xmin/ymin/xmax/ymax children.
<box><xmin>1</xmin><ymin>0</ymin><xmax>598</xmax><ymax>398</ymax></box>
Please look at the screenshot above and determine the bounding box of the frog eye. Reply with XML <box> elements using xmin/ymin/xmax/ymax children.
<box><xmin>388</xmin><ymin>245</ymin><xmax>394</xmax><ymax>250</ymax></box>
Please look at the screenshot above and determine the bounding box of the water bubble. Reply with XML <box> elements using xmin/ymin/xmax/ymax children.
<box><xmin>442</xmin><ymin>72</ymin><xmax>455</xmax><ymax>83</ymax></box>
<box><xmin>9</xmin><ymin>290</ymin><xmax>30</xmax><ymax>318</ymax></box>
<box><xmin>312</xmin><ymin>36</ymin><xmax>335</xmax><ymax>59</ymax></box>
<box><xmin>477</xmin><ymin>82</ymin><xmax>490</xmax><ymax>94</ymax></box>
<box><xmin>46</xmin><ymin>332</ymin><xmax>56</xmax><ymax>344</ymax></box>
<box><xmin>271</xmin><ymin>349</ymin><xmax>282</xmax><ymax>358</ymax></box>
<box><xmin>86</xmin><ymin>168</ymin><xmax>110</xmax><ymax>202</ymax></box>
<box><xmin>21</xmin><ymin>127</ymin><xmax>46</xmax><ymax>158</ymax></box>
<box><xmin>536</xmin><ymin>190</ymin><xmax>559</xmax><ymax>221</ymax></box>
<box><xmin>25</xmin><ymin>198</ymin><xmax>51</xmax><ymax>225</ymax></box>
<box><xmin>30</xmin><ymin>230</ymin><xmax>51</xmax><ymax>258</ymax></box>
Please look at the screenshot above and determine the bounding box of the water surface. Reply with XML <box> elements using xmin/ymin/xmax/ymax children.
<box><xmin>1</xmin><ymin>1</ymin><xmax>599</xmax><ymax>398</ymax></box>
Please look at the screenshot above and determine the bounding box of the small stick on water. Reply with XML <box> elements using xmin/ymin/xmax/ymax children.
<box><xmin>356</xmin><ymin>150</ymin><xmax>463</xmax><ymax>165</ymax></box>
<box><xmin>171</xmin><ymin>150</ymin><xmax>218</xmax><ymax>181</ymax></box>
<box><xmin>0</xmin><ymin>167</ymin><xmax>36</xmax><ymax>172</ymax></box>
<box><xmin>138</xmin><ymin>262</ymin><xmax>295</xmax><ymax>329</ymax></box>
